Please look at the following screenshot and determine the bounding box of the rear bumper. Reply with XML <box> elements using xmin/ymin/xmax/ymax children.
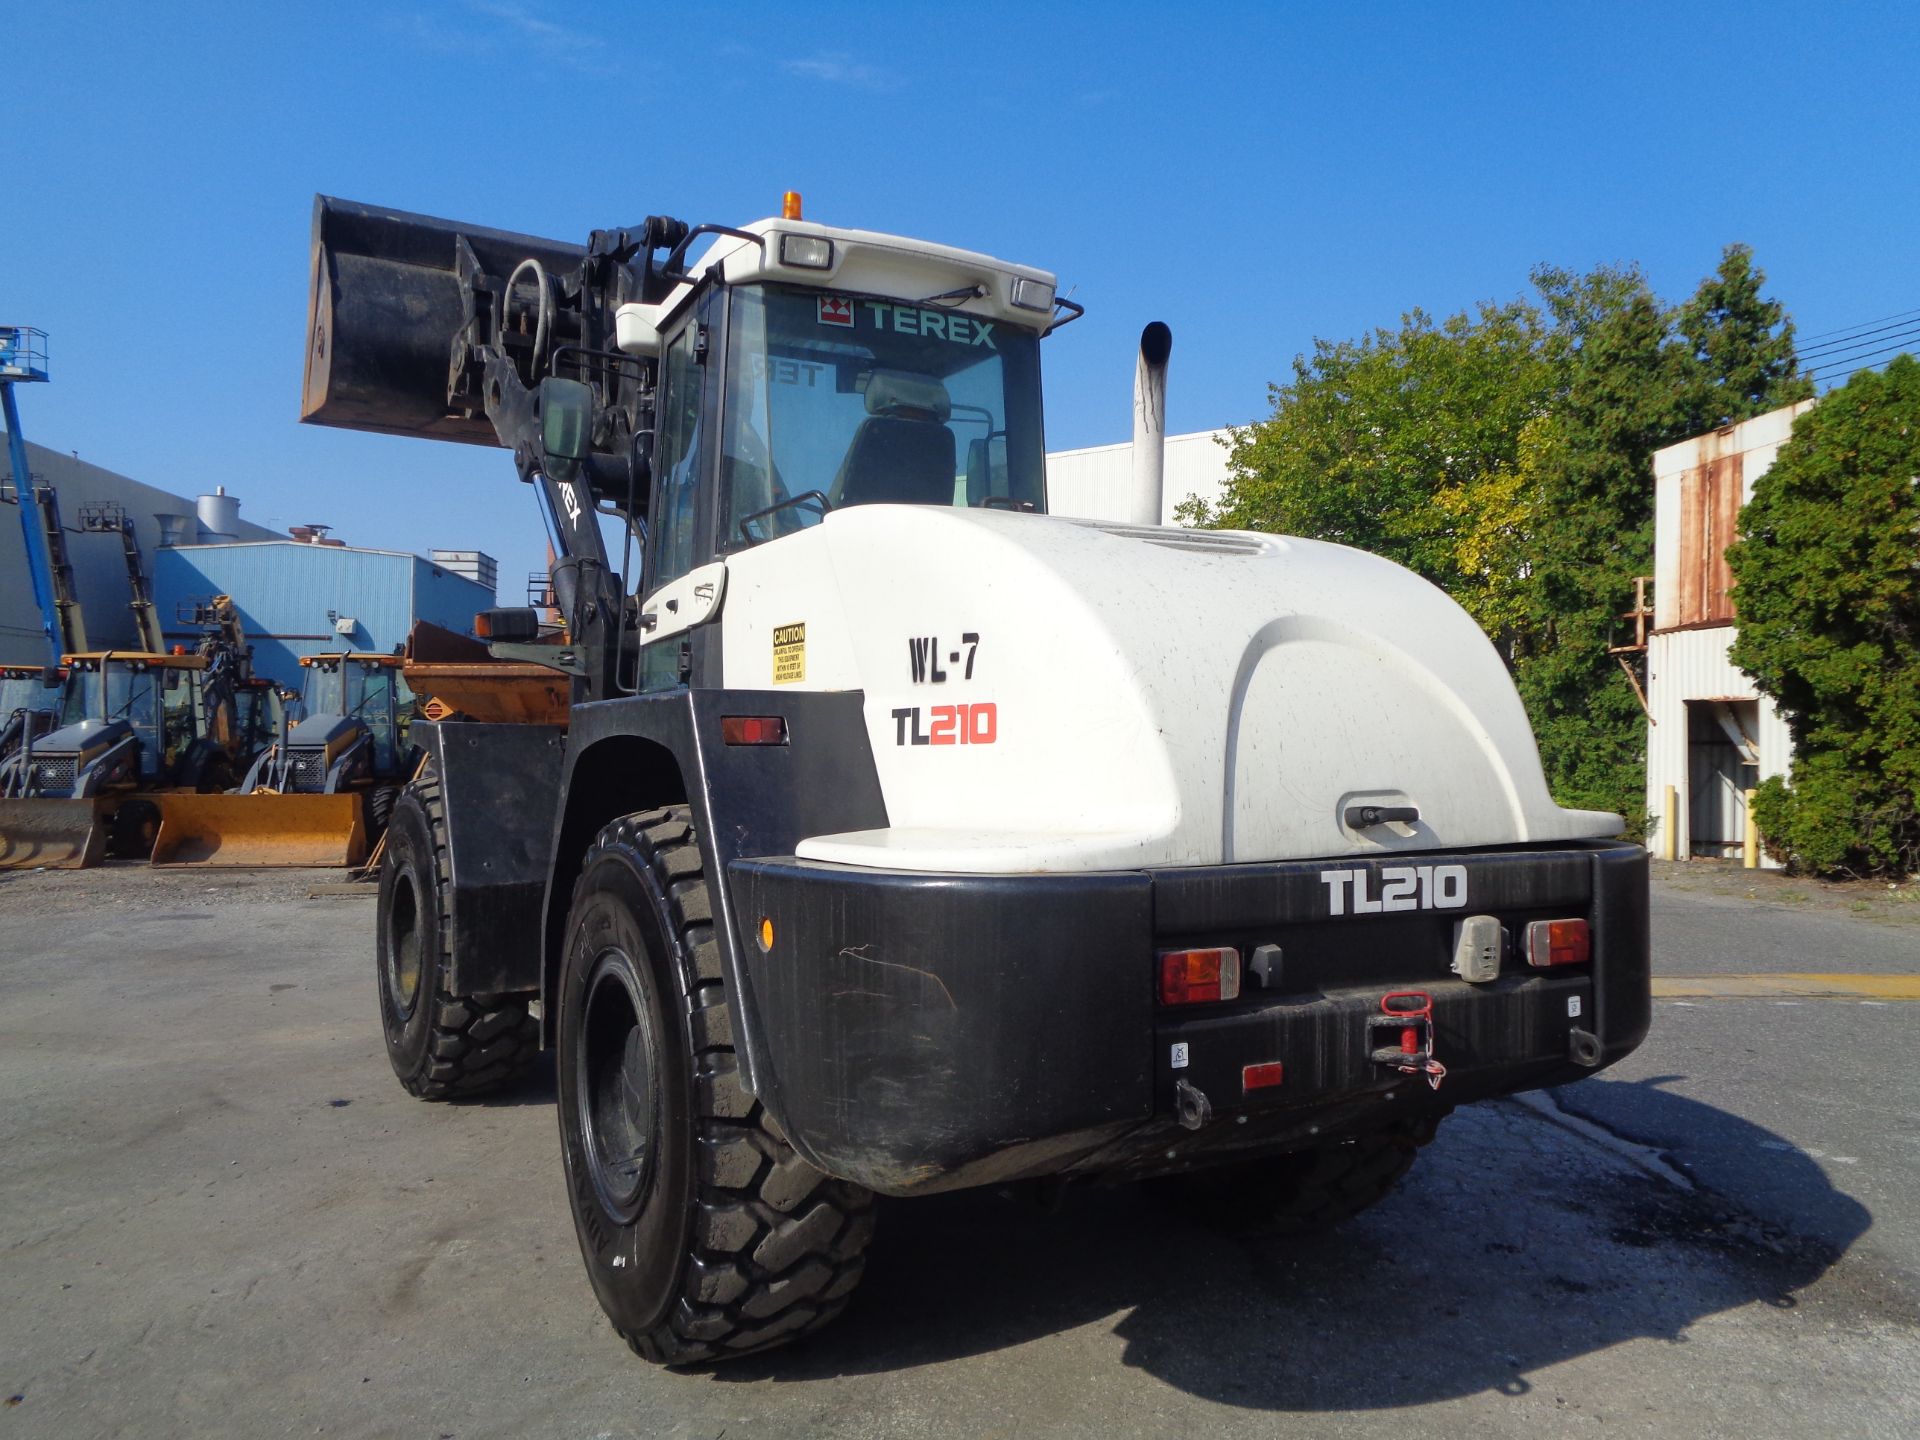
<box><xmin>729</xmin><ymin>840</ymin><xmax>1649</xmax><ymax>1196</ymax></box>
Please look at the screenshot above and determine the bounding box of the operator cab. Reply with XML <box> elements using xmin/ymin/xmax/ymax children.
<box><xmin>297</xmin><ymin>653</ymin><xmax>407</xmax><ymax>775</ymax></box>
<box><xmin>57</xmin><ymin>652</ymin><xmax>207</xmax><ymax>781</ymax></box>
<box><xmin>583</xmin><ymin>201</ymin><xmax>1068</xmax><ymax>689</ymax></box>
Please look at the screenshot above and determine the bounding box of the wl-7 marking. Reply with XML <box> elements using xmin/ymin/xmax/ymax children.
<box><xmin>1320</xmin><ymin>864</ymin><xmax>1468</xmax><ymax>915</ymax></box>
<box><xmin>908</xmin><ymin>632</ymin><xmax>979</xmax><ymax>684</ymax></box>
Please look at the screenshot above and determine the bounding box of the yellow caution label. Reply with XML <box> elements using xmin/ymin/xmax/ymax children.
<box><xmin>772</xmin><ymin>623</ymin><xmax>806</xmax><ymax>685</ymax></box>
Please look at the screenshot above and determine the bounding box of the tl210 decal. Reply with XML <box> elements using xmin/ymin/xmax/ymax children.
<box><xmin>891</xmin><ymin>703</ymin><xmax>997</xmax><ymax>746</ymax></box>
<box><xmin>1319</xmin><ymin>864</ymin><xmax>1468</xmax><ymax>915</ymax></box>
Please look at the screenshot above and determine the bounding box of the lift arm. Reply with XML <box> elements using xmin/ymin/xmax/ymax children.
<box><xmin>300</xmin><ymin>196</ymin><xmax>690</xmax><ymax>700</ymax></box>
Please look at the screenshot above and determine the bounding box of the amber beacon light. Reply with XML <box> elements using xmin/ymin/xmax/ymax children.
<box><xmin>782</xmin><ymin>191</ymin><xmax>804</xmax><ymax>220</ymax></box>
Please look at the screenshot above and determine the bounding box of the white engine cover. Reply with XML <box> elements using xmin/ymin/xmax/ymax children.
<box><xmin>717</xmin><ymin>507</ymin><xmax>1620</xmax><ymax>873</ymax></box>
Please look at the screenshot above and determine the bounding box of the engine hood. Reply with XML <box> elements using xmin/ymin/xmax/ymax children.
<box><xmin>288</xmin><ymin>714</ymin><xmax>360</xmax><ymax>748</ymax></box>
<box><xmin>719</xmin><ymin>507</ymin><xmax>1619</xmax><ymax>873</ymax></box>
<box><xmin>31</xmin><ymin>717</ymin><xmax>133</xmax><ymax>759</ymax></box>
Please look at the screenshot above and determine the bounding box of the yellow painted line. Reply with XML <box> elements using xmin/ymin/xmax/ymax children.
<box><xmin>1653</xmin><ymin>973</ymin><xmax>1920</xmax><ymax>1001</ymax></box>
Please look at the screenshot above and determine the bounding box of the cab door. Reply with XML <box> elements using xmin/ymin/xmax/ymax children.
<box><xmin>637</xmin><ymin>295</ymin><xmax>721</xmax><ymax>692</ymax></box>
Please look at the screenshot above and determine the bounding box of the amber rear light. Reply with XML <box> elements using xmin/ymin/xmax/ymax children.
<box><xmin>1525</xmin><ymin>918</ymin><xmax>1591</xmax><ymax>967</ymax></box>
<box><xmin>1158</xmin><ymin>947</ymin><xmax>1240</xmax><ymax>1005</ymax></box>
<box><xmin>721</xmin><ymin>715</ymin><xmax>788</xmax><ymax>746</ymax></box>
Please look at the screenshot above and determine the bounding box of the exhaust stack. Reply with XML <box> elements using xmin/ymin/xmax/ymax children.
<box><xmin>1129</xmin><ymin>321</ymin><xmax>1172</xmax><ymax>527</ymax></box>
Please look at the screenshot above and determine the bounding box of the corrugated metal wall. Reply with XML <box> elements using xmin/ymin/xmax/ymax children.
<box><xmin>153</xmin><ymin>542</ymin><xmax>492</xmax><ymax>688</ymax></box>
<box><xmin>1645</xmin><ymin>401</ymin><xmax>1813</xmax><ymax>866</ymax></box>
<box><xmin>1045</xmin><ymin>429</ymin><xmax>1234</xmax><ymax>525</ymax></box>
<box><xmin>1</xmin><ymin>437</ymin><xmax>279</xmax><ymax>663</ymax></box>
<box><xmin>1644</xmin><ymin>627</ymin><xmax>1792</xmax><ymax>864</ymax></box>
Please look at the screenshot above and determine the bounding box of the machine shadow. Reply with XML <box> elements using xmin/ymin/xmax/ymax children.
<box><xmin>715</xmin><ymin>1078</ymin><xmax>1869</xmax><ymax>1410</ymax></box>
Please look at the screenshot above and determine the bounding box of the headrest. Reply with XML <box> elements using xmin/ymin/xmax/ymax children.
<box><xmin>863</xmin><ymin>369</ymin><xmax>951</xmax><ymax>422</ymax></box>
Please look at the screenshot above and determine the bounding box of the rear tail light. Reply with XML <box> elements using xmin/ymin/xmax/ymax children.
<box><xmin>1525</xmin><ymin>918</ymin><xmax>1591</xmax><ymax>967</ymax></box>
<box><xmin>1158</xmin><ymin>947</ymin><xmax>1240</xmax><ymax>1005</ymax></box>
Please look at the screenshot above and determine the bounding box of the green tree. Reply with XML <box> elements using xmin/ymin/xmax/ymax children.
<box><xmin>1186</xmin><ymin>300</ymin><xmax>1557</xmax><ymax>631</ymax></box>
<box><xmin>1679</xmin><ymin>244</ymin><xmax>1812</xmax><ymax>427</ymax></box>
<box><xmin>1197</xmin><ymin>245</ymin><xmax>1810</xmax><ymax>824</ymax></box>
<box><xmin>1728</xmin><ymin>355</ymin><xmax>1920</xmax><ymax>875</ymax></box>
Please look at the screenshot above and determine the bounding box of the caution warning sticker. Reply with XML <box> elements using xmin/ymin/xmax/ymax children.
<box><xmin>772</xmin><ymin>623</ymin><xmax>806</xmax><ymax>684</ymax></box>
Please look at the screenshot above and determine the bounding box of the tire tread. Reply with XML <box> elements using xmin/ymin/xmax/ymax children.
<box><xmin>392</xmin><ymin>768</ymin><xmax>538</xmax><ymax>1101</ymax></box>
<box><xmin>579</xmin><ymin>806</ymin><xmax>874</xmax><ymax>1366</ymax></box>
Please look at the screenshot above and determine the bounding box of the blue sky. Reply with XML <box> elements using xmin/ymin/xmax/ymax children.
<box><xmin>5</xmin><ymin>1</ymin><xmax>1917</xmax><ymax>596</ymax></box>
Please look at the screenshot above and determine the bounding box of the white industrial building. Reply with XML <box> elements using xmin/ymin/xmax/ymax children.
<box><xmin>1643</xmin><ymin>400</ymin><xmax>1814</xmax><ymax>865</ymax></box>
<box><xmin>1046</xmin><ymin>429</ymin><xmax>1234</xmax><ymax>526</ymax></box>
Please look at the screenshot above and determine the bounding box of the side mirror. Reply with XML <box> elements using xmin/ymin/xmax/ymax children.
<box><xmin>540</xmin><ymin>377</ymin><xmax>594</xmax><ymax>482</ymax></box>
<box><xmin>41</xmin><ymin>667</ymin><xmax>62</xmax><ymax>689</ymax></box>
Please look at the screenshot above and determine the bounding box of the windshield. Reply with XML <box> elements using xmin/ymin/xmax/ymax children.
<box><xmin>60</xmin><ymin>665</ymin><xmax>158</xmax><ymax>731</ymax></box>
<box><xmin>1</xmin><ymin>676</ymin><xmax>56</xmax><ymax>716</ymax></box>
<box><xmin>720</xmin><ymin>284</ymin><xmax>1047</xmax><ymax>546</ymax></box>
<box><xmin>303</xmin><ymin>660</ymin><xmax>399</xmax><ymax>770</ymax></box>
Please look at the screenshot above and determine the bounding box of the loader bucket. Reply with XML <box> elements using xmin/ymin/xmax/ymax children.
<box><xmin>0</xmin><ymin>798</ymin><xmax>107</xmax><ymax>870</ymax></box>
<box><xmin>149</xmin><ymin>793</ymin><xmax>367</xmax><ymax>868</ymax></box>
<box><xmin>303</xmin><ymin>194</ymin><xmax>584</xmax><ymax>447</ymax></box>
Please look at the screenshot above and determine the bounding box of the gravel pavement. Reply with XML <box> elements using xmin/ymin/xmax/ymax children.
<box><xmin>1</xmin><ymin>860</ymin><xmax>1914</xmax><ymax>1439</ymax></box>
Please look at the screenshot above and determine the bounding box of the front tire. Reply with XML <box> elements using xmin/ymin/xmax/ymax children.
<box><xmin>376</xmin><ymin>767</ymin><xmax>538</xmax><ymax>1099</ymax></box>
<box><xmin>557</xmin><ymin>807</ymin><xmax>875</xmax><ymax>1366</ymax></box>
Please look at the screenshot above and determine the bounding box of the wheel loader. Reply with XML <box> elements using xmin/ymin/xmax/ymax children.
<box><xmin>302</xmin><ymin>191</ymin><xmax>1651</xmax><ymax>1366</ymax></box>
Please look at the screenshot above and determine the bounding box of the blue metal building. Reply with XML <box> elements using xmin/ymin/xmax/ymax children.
<box><xmin>153</xmin><ymin>541</ymin><xmax>494</xmax><ymax>688</ymax></box>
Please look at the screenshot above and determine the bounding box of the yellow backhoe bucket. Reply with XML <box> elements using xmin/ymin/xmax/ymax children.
<box><xmin>149</xmin><ymin>792</ymin><xmax>368</xmax><ymax>868</ymax></box>
<box><xmin>0</xmin><ymin>798</ymin><xmax>108</xmax><ymax>870</ymax></box>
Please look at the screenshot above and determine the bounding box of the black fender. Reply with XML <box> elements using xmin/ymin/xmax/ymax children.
<box><xmin>536</xmin><ymin>688</ymin><xmax>887</xmax><ymax>1129</ymax></box>
<box><xmin>410</xmin><ymin>720</ymin><xmax>569</xmax><ymax>995</ymax></box>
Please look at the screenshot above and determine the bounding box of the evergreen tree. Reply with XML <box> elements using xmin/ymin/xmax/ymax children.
<box><xmin>1729</xmin><ymin>356</ymin><xmax>1920</xmax><ymax>875</ymax></box>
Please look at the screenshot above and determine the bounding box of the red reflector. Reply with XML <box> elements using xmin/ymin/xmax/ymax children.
<box><xmin>721</xmin><ymin>715</ymin><xmax>789</xmax><ymax>746</ymax></box>
<box><xmin>1525</xmin><ymin>918</ymin><xmax>1591</xmax><ymax>967</ymax></box>
<box><xmin>1158</xmin><ymin>947</ymin><xmax>1240</xmax><ymax>1005</ymax></box>
<box><xmin>1242</xmin><ymin>1061</ymin><xmax>1285</xmax><ymax>1092</ymax></box>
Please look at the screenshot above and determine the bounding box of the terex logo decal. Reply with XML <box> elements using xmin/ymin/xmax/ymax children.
<box><xmin>817</xmin><ymin>296</ymin><xmax>854</xmax><ymax>327</ymax></box>
<box><xmin>1320</xmin><ymin>865</ymin><xmax>1468</xmax><ymax>915</ymax></box>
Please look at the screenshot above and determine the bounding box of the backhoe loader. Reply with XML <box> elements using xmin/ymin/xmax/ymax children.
<box><xmin>0</xmin><ymin>664</ymin><xmax>61</xmax><ymax>764</ymax></box>
<box><xmin>148</xmin><ymin>652</ymin><xmax>408</xmax><ymax>867</ymax></box>
<box><xmin>0</xmin><ymin>650</ymin><xmax>242</xmax><ymax>866</ymax></box>
<box><xmin>302</xmin><ymin>191</ymin><xmax>1651</xmax><ymax>1366</ymax></box>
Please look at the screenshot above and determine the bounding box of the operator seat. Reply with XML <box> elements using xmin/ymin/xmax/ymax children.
<box><xmin>834</xmin><ymin>370</ymin><xmax>957</xmax><ymax>509</ymax></box>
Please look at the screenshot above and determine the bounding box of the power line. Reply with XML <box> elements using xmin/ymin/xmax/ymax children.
<box><xmin>1795</xmin><ymin>305</ymin><xmax>1920</xmax><ymax>345</ymax></box>
<box><xmin>1807</xmin><ymin>339</ymin><xmax>1920</xmax><ymax>382</ymax></box>
<box><xmin>1796</xmin><ymin>313</ymin><xmax>1920</xmax><ymax>361</ymax></box>
<box><xmin>1800</xmin><ymin>323</ymin><xmax>1920</xmax><ymax>373</ymax></box>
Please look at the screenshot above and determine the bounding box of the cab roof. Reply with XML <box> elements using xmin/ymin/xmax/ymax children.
<box><xmin>63</xmin><ymin>651</ymin><xmax>208</xmax><ymax>670</ymax></box>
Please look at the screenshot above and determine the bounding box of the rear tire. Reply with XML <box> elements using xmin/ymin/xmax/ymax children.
<box><xmin>108</xmin><ymin>800</ymin><xmax>159</xmax><ymax>859</ymax></box>
<box><xmin>1152</xmin><ymin>1113</ymin><xmax>1447</xmax><ymax>1237</ymax></box>
<box><xmin>376</xmin><ymin>767</ymin><xmax>537</xmax><ymax>1099</ymax></box>
<box><xmin>557</xmin><ymin>807</ymin><xmax>875</xmax><ymax>1366</ymax></box>
<box><xmin>365</xmin><ymin>782</ymin><xmax>398</xmax><ymax>839</ymax></box>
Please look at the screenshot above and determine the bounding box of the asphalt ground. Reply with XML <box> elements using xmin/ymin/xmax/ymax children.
<box><xmin>1</xmin><ymin>860</ymin><xmax>1916</xmax><ymax>1439</ymax></box>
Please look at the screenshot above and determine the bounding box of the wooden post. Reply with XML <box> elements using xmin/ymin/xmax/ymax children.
<box><xmin>1662</xmin><ymin>784</ymin><xmax>1679</xmax><ymax>861</ymax></box>
<box><xmin>1744</xmin><ymin>788</ymin><xmax>1759</xmax><ymax>869</ymax></box>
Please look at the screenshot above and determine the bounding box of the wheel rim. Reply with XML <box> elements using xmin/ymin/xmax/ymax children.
<box><xmin>386</xmin><ymin>872</ymin><xmax>422</xmax><ymax>1019</ymax></box>
<box><xmin>578</xmin><ymin>952</ymin><xmax>659</xmax><ymax>1223</ymax></box>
